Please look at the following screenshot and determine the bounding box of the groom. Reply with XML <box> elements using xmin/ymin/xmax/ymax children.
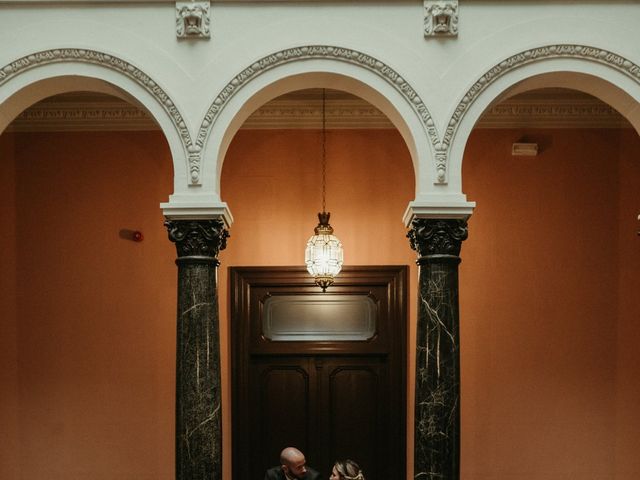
<box><xmin>264</xmin><ymin>447</ymin><xmax>321</xmax><ymax>480</ymax></box>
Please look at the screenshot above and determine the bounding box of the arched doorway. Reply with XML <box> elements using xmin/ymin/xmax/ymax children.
<box><xmin>218</xmin><ymin>87</ymin><xmax>416</xmax><ymax>480</ymax></box>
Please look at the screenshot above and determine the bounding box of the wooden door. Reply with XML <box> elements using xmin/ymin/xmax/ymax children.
<box><xmin>231</xmin><ymin>266</ymin><xmax>406</xmax><ymax>480</ymax></box>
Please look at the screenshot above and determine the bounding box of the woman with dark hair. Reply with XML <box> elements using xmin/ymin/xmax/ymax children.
<box><xmin>329</xmin><ymin>459</ymin><xmax>365</xmax><ymax>480</ymax></box>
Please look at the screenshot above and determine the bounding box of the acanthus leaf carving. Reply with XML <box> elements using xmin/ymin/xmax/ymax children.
<box><xmin>164</xmin><ymin>218</ymin><xmax>229</xmax><ymax>261</ymax></box>
<box><xmin>407</xmin><ymin>218</ymin><xmax>468</xmax><ymax>259</ymax></box>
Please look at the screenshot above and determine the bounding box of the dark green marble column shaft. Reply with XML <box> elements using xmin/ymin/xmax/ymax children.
<box><xmin>165</xmin><ymin>219</ymin><xmax>229</xmax><ymax>480</ymax></box>
<box><xmin>408</xmin><ymin>218</ymin><xmax>468</xmax><ymax>480</ymax></box>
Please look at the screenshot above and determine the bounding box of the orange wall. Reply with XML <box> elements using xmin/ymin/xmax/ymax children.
<box><xmin>461</xmin><ymin>128</ymin><xmax>639</xmax><ymax>479</ymax></box>
<box><xmin>1</xmin><ymin>131</ymin><xmax>176</xmax><ymax>480</ymax></box>
<box><xmin>1</xmin><ymin>126</ymin><xmax>639</xmax><ymax>480</ymax></box>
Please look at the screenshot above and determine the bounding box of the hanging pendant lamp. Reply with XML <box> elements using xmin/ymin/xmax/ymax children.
<box><xmin>304</xmin><ymin>89</ymin><xmax>344</xmax><ymax>291</ymax></box>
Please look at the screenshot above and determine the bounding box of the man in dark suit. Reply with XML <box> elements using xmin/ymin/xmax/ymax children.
<box><xmin>264</xmin><ymin>446</ymin><xmax>321</xmax><ymax>480</ymax></box>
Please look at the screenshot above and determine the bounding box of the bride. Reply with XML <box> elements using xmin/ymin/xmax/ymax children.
<box><xmin>329</xmin><ymin>460</ymin><xmax>365</xmax><ymax>480</ymax></box>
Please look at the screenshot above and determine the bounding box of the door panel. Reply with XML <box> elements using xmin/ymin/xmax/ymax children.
<box><xmin>324</xmin><ymin>359</ymin><xmax>386</xmax><ymax>479</ymax></box>
<box><xmin>231</xmin><ymin>266</ymin><xmax>406</xmax><ymax>480</ymax></box>
<box><xmin>251</xmin><ymin>359</ymin><xmax>316</xmax><ymax>480</ymax></box>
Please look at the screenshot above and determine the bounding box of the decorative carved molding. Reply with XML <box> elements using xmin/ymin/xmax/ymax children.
<box><xmin>164</xmin><ymin>218</ymin><xmax>229</xmax><ymax>262</ymax></box>
<box><xmin>8</xmin><ymin>99</ymin><xmax>156</xmax><ymax>131</ymax></box>
<box><xmin>6</xmin><ymin>91</ymin><xmax>631</xmax><ymax>132</ymax></box>
<box><xmin>424</xmin><ymin>0</ymin><xmax>458</xmax><ymax>37</ymax></box>
<box><xmin>480</xmin><ymin>96</ymin><xmax>629</xmax><ymax>129</ymax></box>
<box><xmin>203</xmin><ymin>44</ymin><xmax>640</xmax><ymax>186</ymax></box>
<box><xmin>444</xmin><ymin>45</ymin><xmax>640</xmax><ymax>176</ymax></box>
<box><xmin>244</xmin><ymin>98</ymin><xmax>391</xmax><ymax>129</ymax></box>
<box><xmin>198</xmin><ymin>45</ymin><xmax>440</xmax><ymax>173</ymax></box>
<box><xmin>176</xmin><ymin>1</ymin><xmax>211</xmax><ymax>39</ymax></box>
<box><xmin>4</xmin><ymin>46</ymin><xmax>639</xmax><ymax>188</ymax></box>
<box><xmin>407</xmin><ymin>218</ymin><xmax>468</xmax><ymax>260</ymax></box>
<box><xmin>0</xmin><ymin>48</ymin><xmax>196</xmax><ymax>178</ymax></box>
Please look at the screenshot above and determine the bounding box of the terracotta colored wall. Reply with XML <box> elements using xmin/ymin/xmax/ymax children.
<box><xmin>0</xmin><ymin>133</ymin><xmax>19</xmax><ymax>479</ymax></box>
<box><xmin>2</xmin><ymin>131</ymin><xmax>176</xmax><ymax>480</ymax></box>
<box><xmin>2</xmin><ymin>126</ymin><xmax>638</xmax><ymax>480</ymax></box>
<box><xmin>461</xmin><ymin>128</ymin><xmax>640</xmax><ymax>480</ymax></box>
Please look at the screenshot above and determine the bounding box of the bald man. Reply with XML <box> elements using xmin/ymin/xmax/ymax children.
<box><xmin>264</xmin><ymin>447</ymin><xmax>321</xmax><ymax>480</ymax></box>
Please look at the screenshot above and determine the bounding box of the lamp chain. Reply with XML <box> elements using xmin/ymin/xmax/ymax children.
<box><xmin>322</xmin><ymin>88</ymin><xmax>326</xmax><ymax>213</ymax></box>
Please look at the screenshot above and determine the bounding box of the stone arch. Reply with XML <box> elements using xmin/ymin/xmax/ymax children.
<box><xmin>0</xmin><ymin>48</ymin><xmax>192</xmax><ymax>187</ymax></box>
<box><xmin>445</xmin><ymin>45</ymin><xmax>640</xmax><ymax>187</ymax></box>
<box><xmin>197</xmin><ymin>45</ymin><xmax>440</xmax><ymax>197</ymax></box>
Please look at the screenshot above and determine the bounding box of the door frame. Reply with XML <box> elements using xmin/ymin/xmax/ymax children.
<box><xmin>230</xmin><ymin>265</ymin><xmax>407</xmax><ymax>480</ymax></box>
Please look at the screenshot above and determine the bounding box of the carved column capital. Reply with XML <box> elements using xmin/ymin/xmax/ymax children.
<box><xmin>407</xmin><ymin>218</ymin><xmax>468</xmax><ymax>262</ymax></box>
<box><xmin>164</xmin><ymin>218</ymin><xmax>229</xmax><ymax>263</ymax></box>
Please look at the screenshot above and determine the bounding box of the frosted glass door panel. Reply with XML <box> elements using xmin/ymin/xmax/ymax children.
<box><xmin>262</xmin><ymin>294</ymin><xmax>377</xmax><ymax>341</ymax></box>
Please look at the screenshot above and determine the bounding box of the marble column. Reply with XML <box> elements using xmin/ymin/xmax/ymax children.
<box><xmin>408</xmin><ymin>218</ymin><xmax>468</xmax><ymax>480</ymax></box>
<box><xmin>165</xmin><ymin>218</ymin><xmax>229</xmax><ymax>480</ymax></box>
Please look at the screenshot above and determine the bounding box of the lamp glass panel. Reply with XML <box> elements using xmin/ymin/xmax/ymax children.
<box><xmin>305</xmin><ymin>233</ymin><xmax>343</xmax><ymax>277</ymax></box>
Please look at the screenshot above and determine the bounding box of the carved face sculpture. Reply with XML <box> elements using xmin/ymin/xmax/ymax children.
<box><xmin>181</xmin><ymin>7</ymin><xmax>203</xmax><ymax>35</ymax></box>
<box><xmin>432</xmin><ymin>6</ymin><xmax>453</xmax><ymax>33</ymax></box>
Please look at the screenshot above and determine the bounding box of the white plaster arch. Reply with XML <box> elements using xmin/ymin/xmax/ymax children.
<box><xmin>446</xmin><ymin>45</ymin><xmax>640</xmax><ymax>188</ymax></box>
<box><xmin>0</xmin><ymin>49</ymin><xmax>192</xmax><ymax>192</ymax></box>
<box><xmin>196</xmin><ymin>46</ymin><xmax>440</xmax><ymax>208</ymax></box>
<box><xmin>207</xmin><ymin>70</ymin><xmax>428</xmax><ymax>199</ymax></box>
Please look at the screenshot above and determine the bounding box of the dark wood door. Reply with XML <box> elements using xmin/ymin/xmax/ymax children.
<box><xmin>231</xmin><ymin>266</ymin><xmax>406</xmax><ymax>480</ymax></box>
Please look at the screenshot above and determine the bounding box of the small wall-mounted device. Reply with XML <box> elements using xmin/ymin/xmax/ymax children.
<box><xmin>119</xmin><ymin>229</ymin><xmax>144</xmax><ymax>242</ymax></box>
<box><xmin>511</xmin><ymin>142</ymin><xmax>539</xmax><ymax>156</ymax></box>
